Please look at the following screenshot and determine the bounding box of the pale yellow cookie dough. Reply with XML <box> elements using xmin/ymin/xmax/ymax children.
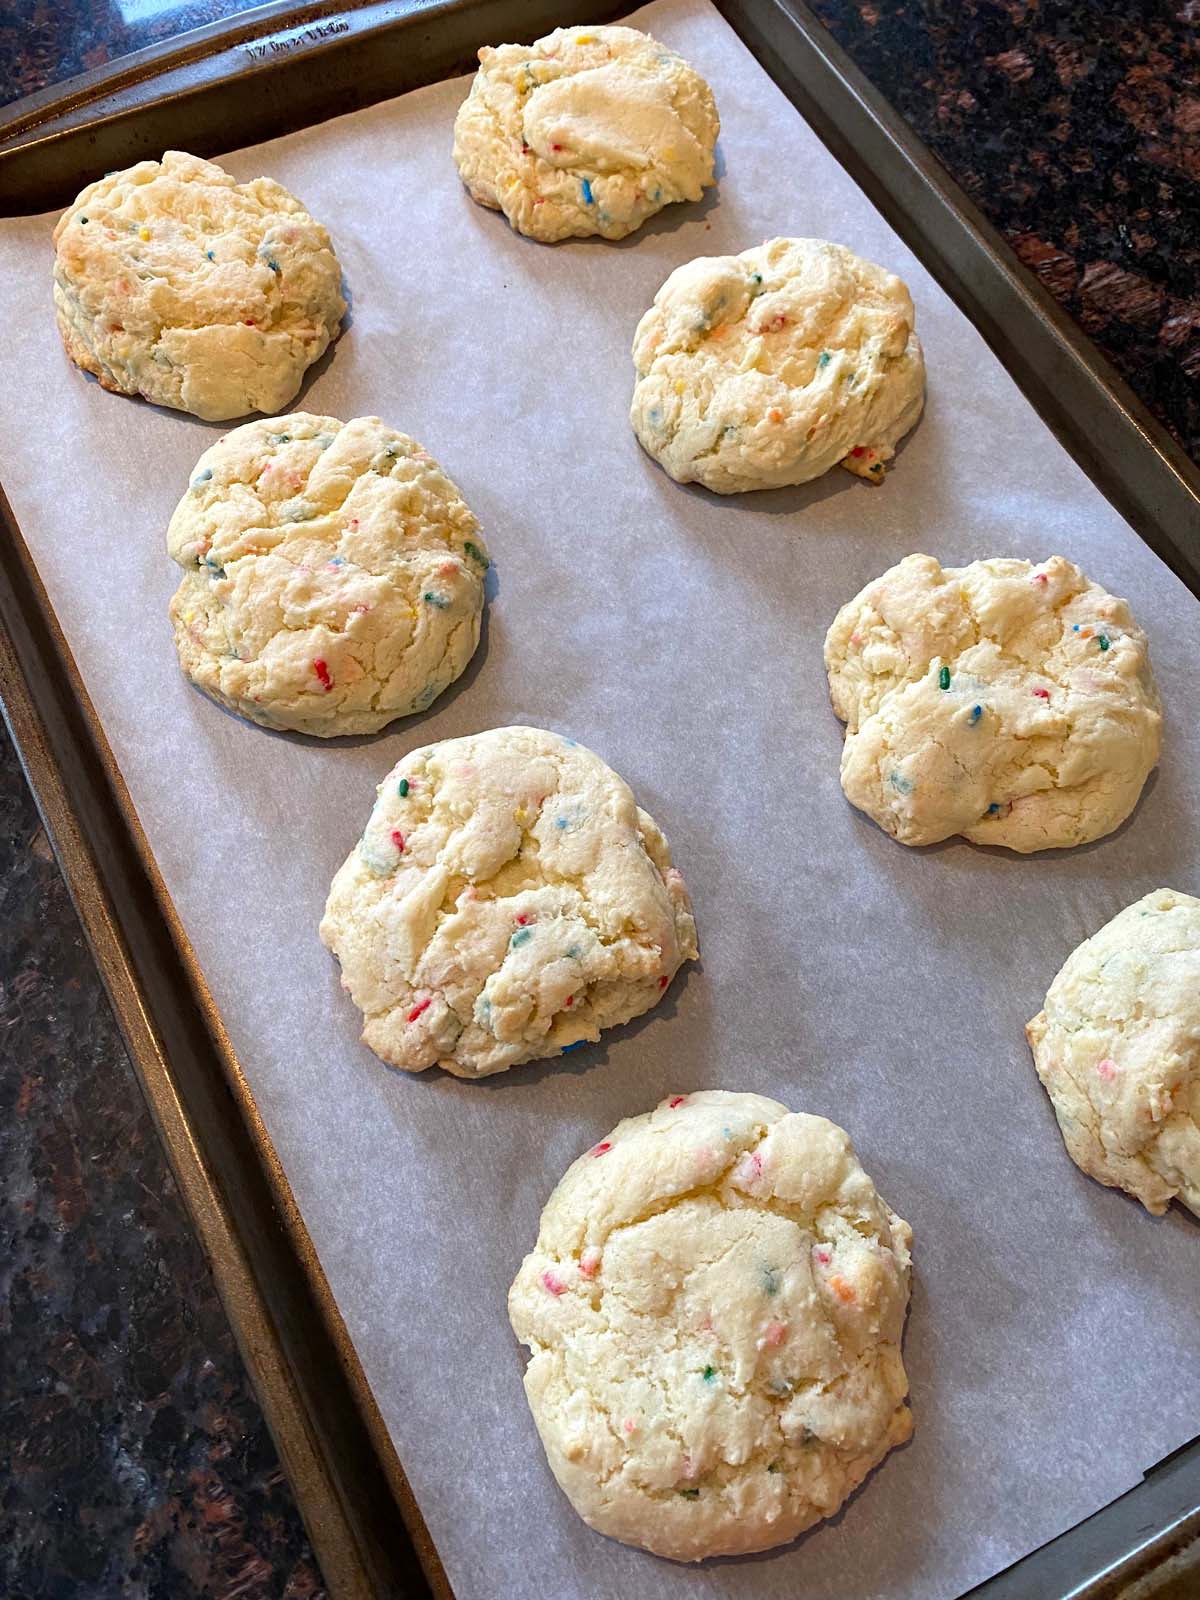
<box><xmin>452</xmin><ymin>25</ymin><xmax>718</xmax><ymax>242</ymax></box>
<box><xmin>320</xmin><ymin>727</ymin><xmax>698</xmax><ymax>1077</ymax></box>
<box><xmin>167</xmin><ymin>414</ymin><xmax>487</xmax><ymax>736</ymax></box>
<box><xmin>630</xmin><ymin>237</ymin><xmax>925</xmax><ymax>493</ymax></box>
<box><xmin>53</xmin><ymin>150</ymin><xmax>345</xmax><ymax>420</ymax></box>
<box><xmin>825</xmin><ymin>554</ymin><xmax>1162</xmax><ymax>851</ymax></box>
<box><xmin>1027</xmin><ymin>889</ymin><xmax>1200</xmax><ymax>1216</ymax></box>
<box><xmin>508</xmin><ymin>1091</ymin><xmax>913</xmax><ymax>1562</ymax></box>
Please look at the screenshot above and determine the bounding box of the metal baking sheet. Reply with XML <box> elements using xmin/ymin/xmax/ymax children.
<box><xmin>0</xmin><ymin>2</ymin><xmax>1197</xmax><ymax>1596</ymax></box>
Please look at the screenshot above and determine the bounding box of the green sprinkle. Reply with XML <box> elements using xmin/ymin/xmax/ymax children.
<box><xmin>702</xmin><ymin>1365</ymin><xmax>717</xmax><ymax>1383</ymax></box>
<box><xmin>938</xmin><ymin>665</ymin><xmax>951</xmax><ymax>690</ymax></box>
<box><xmin>761</xmin><ymin>1266</ymin><xmax>780</xmax><ymax>1297</ymax></box>
<box><xmin>423</xmin><ymin>591</ymin><xmax>450</xmax><ymax>609</ymax></box>
<box><xmin>767</xmin><ymin>1460</ymin><xmax>783</xmax><ymax>1474</ymax></box>
<box><xmin>1098</xmin><ymin>634</ymin><xmax>1110</xmax><ymax>651</ymax></box>
<box><xmin>869</xmin><ymin>461</ymin><xmax>883</xmax><ymax>473</ymax></box>
<box><xmin>79</xmin><ymin>216</ymin><xmax>88</xmax><ymax>225</ymax></box>
<box><xmin>679</xmin><ymin>1489</ymin><xmax>700</xmax><ymax>1500</ymax></box>
<box><xmin>463</xmin><ymin>540</ymin><xmax>489</xmax><ymax>570</ymax></box>
<box><xmin>511</xmin><ymin>928</ymin><xmax>533</xmax><ymax>948</ymax></box>
<box><xmin>817</xmin><ymin>350</ymin><xmax>831</xmax><ymax>368</ymax></box>
<box><xmin>398</xmin><ymin>778</ymin><xmax>409</xmax><ymax>797</ymax></box>
<box><xmin>268</xmin><ymin>432</ymin><xmax>292</xmax><ymax>444</ymax></box>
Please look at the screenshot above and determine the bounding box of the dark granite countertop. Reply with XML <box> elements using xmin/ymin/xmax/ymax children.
<box><xmin>0</xmin><ymin>4</ymin><xmax>1196</xmax><ymax>1598</ymax></box>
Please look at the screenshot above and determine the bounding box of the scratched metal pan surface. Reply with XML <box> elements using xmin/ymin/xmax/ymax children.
<box><xmin>0</xmin><ymin>3</ymin><xmax>1197</xmax><ymax>1599</ymax></box>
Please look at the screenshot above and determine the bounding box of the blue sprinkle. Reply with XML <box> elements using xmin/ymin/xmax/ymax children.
<box><xmin>328</xmin><ymin>555</ymin><xmax>345</xmax><ymax>567</ymax></box>
<box><xmin>1072</xmin><ymin>623</ymin><xmax>1080</xmax><ymax>632</ymax></box>
<box><xmin>888</xmin><ymin>771</ymin><xmax>913</xmax><ymax>795</ymax></box>
<box><xmin>190</xmin><ymin>467</ymin><xmax>213</xmax><ymax>488</ymax></box>
<box><xmin>561</xmin><ymin>736</ymin><xmax>578</xmax><ymax>747</ymax></box>
<box><xmin>722</xmin><ymin>1125</ymin><xmax>732</xmax><ymax>1138</ymax></box>
<box><xmin>511</xmin><ymin>928</ymin><xmax>533</xmax><ymax>948</ymax></box>
<box><xmin>422</xmin><ymin>591</ymin><xmax>450</xmax><ymax>609</ymax></box>
<box><xmin>561</xmin><ymin>1040</ymin><xmax>586</xmax><ymax>1054</ymax></box>
<box><xmin>818</xmin><ymin>350</ymin><xmax>831</xmax><ymax>369</ymax></box>
<box><xmin>653</xmin><ymin>187</ymin><xmax>662</xmax><ymax>201</ymax></box>
<box><xmin>969</xmin><ymin>704</ymin><xmax>982</xmax><ymax>725</ymax></box>
<box><xmin>761</xmin><ymin>1266</ymin><xmax>780</xmax><ymax>1297</ymax></box>
<box><xmin>565</xmin><ymin>945</ymin><xmax>581</xmax><ymax>959</ymax></box>
<box><xmin>581</xmin><ymin>178</ymin><xmax>594</xmax><ymax>205</ymax></box>
<box><xmin>648</xmin><ymin>407</ymin><xmax>662</xmax><ymax>426</ymax></box>
<box><xmin>988</xmin><ymin>803</ymin><xmax>1001</xmax><ymax>816</ymax></box>
<box><xmin>205</xmin><ymin>249</ymin><xmax>215</xmax><ymax>260</ymax></box>
<box><xmin>203</xmin><ymin>556</ymin><xmax>226</xmax><ymax>579</ymax></box>
<box><xmin>555</xmin><ymin>816</ymin><xmax>570</xmax><ymax>830</ymax></box>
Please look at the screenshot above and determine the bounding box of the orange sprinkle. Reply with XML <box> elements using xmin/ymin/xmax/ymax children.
<box><xmin>768</xmin><ymin>408</ymin><xmax>783</xmax><ymax>424</ymax></box>
<box><xmin>829</xmin><ymin>1274</ymin><xmax>855</xmax><ymax>1304</ymax></box>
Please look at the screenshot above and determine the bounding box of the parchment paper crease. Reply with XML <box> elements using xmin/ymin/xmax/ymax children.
<box><xmin>1</xmin><ymin>3</ymin><xmax>1197</xmax><ymax>1595</ymax></box>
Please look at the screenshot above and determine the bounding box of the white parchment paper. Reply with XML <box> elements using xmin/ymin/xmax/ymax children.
<box><xmin>2</xmin><ymin>3</ymin><xmax>1198</xmax><ymax>1594</ymax></box>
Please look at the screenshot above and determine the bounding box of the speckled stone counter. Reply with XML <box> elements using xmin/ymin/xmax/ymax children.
<box><xmin>1</xmin><ymin>3</ymin><xmax>1196</xmax><ymax>1596</ymax></box>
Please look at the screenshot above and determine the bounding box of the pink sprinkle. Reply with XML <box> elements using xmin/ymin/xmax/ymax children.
<box><xmin>814</xmin><ymin>1246</ymin><xmax>832</xmax><ymax>1266</ymax></box>
<box><xmin>313</xmin><ymin>658</ymin><xmax>332</xmax><ymax>691</ymax></box>
<box><xmin>623</xmin><ymin>1419</ymin><xmax>636</xmax><ymax>1435</ymax></box>
<box><xmin>515</xmin><ymin>913</ymin><xmax>532</xmax><ymax>926</ymax></box>
<box><xmin>850</xmin><ymin>632</ymin><xmax>862</xmax><ymax>646</ymax></box>
<box><xmin>658</xmin><ymin>975</ymin><xmax>670</xmax><ymax>989</ymax></box>
<box><xmin>763</xmin><ymin>1319</ymin><xmax>787</xmax><ymax>1348</ymax></box>
<box><xmin>1032</xmin><ymin>687</ymin><xmax>1050</xmax><ymax>700</ymax></box>
<box><xmin>1097</xmin><ymin>1058</ymin><xmax>1118</xmax><ymax>1081</ymax></box>
<box><xmin>668</xmin><ymin>1095</ymin><xmax>686</xmax><ymax>1109</ymax></box>
<box><xmin>391</xmin><ymin>829</ymin><xmax>405</xmax><ymax>852</ymax></box>
<box><xmin>591</xmin><ymin>1141</ymin><xmax>612</xmax><ymax>1158</ymax></box>
<box><xmin>437</xmin><ymin>560</ymin><xmax>458</xmax><ymax>575</ymax></box>
<box><xmin>580</xmin><ymin>1247</ymin><xmax>601</xmax><ymax>1278</ymax></box>
<box><xmin>540</xmin><ymin>1270</ymin><xmax>566</xmax><ymax>1297</ymax></box>
<box><xmin>1032</xmin><ymin>572</ymin><xmax>1049</xmax><ymax>585</ymax></box>
<box><xmin>407</xmin><ymin>997</ymin><xmax>431</xmax><ymax>1023</ymax></box>
<box><xmin>350</xmin><ymin>518</ymin><xmax>360</xmax><ymax>528</ymax></box>
<box><xmin>351</xmin><ymin>603</ymin><xmax>370</xmax><ymax>614</ymax></box>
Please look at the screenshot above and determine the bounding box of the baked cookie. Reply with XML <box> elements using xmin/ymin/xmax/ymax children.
<box><xmin>452</xmin><ymin>25</ymin><xmax>718</xmax><ymax>243</ymax></box>
<box><xmin>508</xmin><ymin>1091</ymin><xmax>913</xmax><ymax>1562</ymax></box>
<box><xmin>825</xmin><ymin>554</ymin><xmax>1162</xmax><ymax>851</ymax></box>
<box><xmin>52</xmin><ymin>150</ymin><xmax>345</xmax><ymax>420</ymax></box>
<box><xmin>320</xmin><ymin>727</ymin><xmax>697</xmax><ymax>1077</ymax></box>
<box><xmin>630</xmin><ymin>237</ymin><xmax>924</xmax><ymax>493</ymax></box>
<box><xmin>1027</xmin><ymin>889</ymin><xmax>1200</xmax><ymax>1217</ymax></box>
<box><xmin>167</xmin><ymin>414</ymin><xmax>487</xmax><ymax>736</ymax></box>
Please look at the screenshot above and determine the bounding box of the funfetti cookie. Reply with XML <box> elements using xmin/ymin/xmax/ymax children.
<box><xmin>1028</xmin><ymin>889</ymin><xmax>1200</xmax><ymax>1216</ymax></box>
<box><xmin>53</xmin><ymin>151</ymin><xmax>345</xmax><ymax>420</ymax></box>
<box><xmin>168</xmin><ymin>415</ymin><xmax>487</xmax><ymax>736</ymax></box>
<box><xmin>453</xmin><ymin>25</ymin><xmax>718</xmax><ymax>242</ymax></box>
<box><xmin>630</xmin><ymin>238</ymin><xmax>924</xmax><ymax>493</ymax></box>
<box><xmin>509</xmin><ymin>1091</ymin><xmax>913</xmax><ymax>1561</ymax></box>
<box><xmin>321</xmin><ymin>727</ymin><xmax>698</xmax><ymax>1077</ymax></box>
<box><xmin>825</xmin><ymin>554</ymin><xmax>1162</xmax><ymax>851</ymax></box>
